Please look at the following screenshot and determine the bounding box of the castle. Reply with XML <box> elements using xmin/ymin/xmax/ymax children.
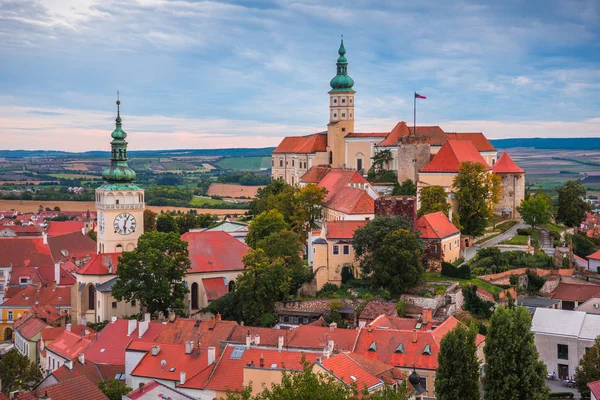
<box><xmin>272</xmin><ymin>40</ymin><xmax>525</xmax><ymax>220</ymax></box>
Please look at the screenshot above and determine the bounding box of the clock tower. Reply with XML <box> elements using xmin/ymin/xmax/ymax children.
<box><xmin>95</xmin><ymin>100</ymin><xmax>144</xmax><ymax>253</ymax></box>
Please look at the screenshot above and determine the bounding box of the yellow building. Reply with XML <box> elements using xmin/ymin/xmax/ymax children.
<box><xmin>416</xmin><ymin>212</ymin><xmax>461</xmax><ymax>264</ymax></box>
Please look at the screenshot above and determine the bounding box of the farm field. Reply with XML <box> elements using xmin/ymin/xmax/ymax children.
<box><xmin>49</xmin><ymin>173</ymin><xmax>101</xmax><ymax>180</ymax></box>
<box><xmin>215</xmin><ymin>156</ymin><xmax>271</xmax><ymax>170</ymax></box>
<box><xmin>207</xmin><ymin>183</ymin><xmax>264</xmax><ymax>198</ymax></box>
<box><xmin>0</xmin><ymin>200</ymin><xmax>244</xmax><ymax>216</ymax></box>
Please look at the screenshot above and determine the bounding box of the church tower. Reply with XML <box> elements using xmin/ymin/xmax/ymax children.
<box><xmin>95</xmin><ymin>99</ymin><xmax>145</xmax><ymax>254</ymax></box>
<box><xmin>327</xmin><ymin>38</ymin><xmax>355</xmax><ymax>169</ymax></box>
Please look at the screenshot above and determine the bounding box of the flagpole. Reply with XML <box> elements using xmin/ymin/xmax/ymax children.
<box><xmin>413</xmin><ymin>91</ymin><xmax>416</xmax><ymax>136</ymax></box>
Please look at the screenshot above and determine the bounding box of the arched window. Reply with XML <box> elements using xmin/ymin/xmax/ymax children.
<box><xmin>88</xmin><ymin>285</ymin><xmax>95</xmax><ymax>310</ymax></box>
<box><xmin>191</xmin><ymin>282</ymin><xmax>199</xmax><ymax>310</ymax></box>
<box><xmin>116</xmin><ymin>244</ymin><xmax>123</xmax><ymax>253</ymax></box>
<box><xmin>228</xmin><ymin>281</ymin><xmax>235</xmax><ymax>292</ymax></box>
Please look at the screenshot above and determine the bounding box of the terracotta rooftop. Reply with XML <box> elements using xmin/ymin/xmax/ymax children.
<box><xmin>154</xmin><ymin>318</ymin><xmax>238</xmax><ymax>348</ymax></box>
<box><xmin>376</xmin><ymin>122</ymin><xmax>447</xmax><ymax>147</ymax></box>
<box><xmin>0</xmin><ymin>238</ymin><xmax>53</xmax><ymax>267</ymax></box>
<box><xmin>0</xmin><ymin>285</ymin><xmax>71</xmax><ymax>308</ymax></box>
<box><xmin>182</xmin><ymin>231</ymin><xmax>249</xmax><ymax>273</ymax></box>
<box><xmin>586</xmin><ymin>250</ymin><xmax>600</xmax><ymax>260</ymax></box>
<box><xmin>588</xmin><ymin>379</ymin><xmax>600</xmax><ymax>400</ymax></box>
<box><xmin>445</xmin><ymin>132</ymin><xmax>496</xmax><ymax>152</ymax></box>
<box><xmin>274</xmin><ymin>299</ymin><xmax>355</xmax><ymax>316</ymax></box>
<box><xmin>272</xmin><ymin>133</ymin><xmax>327</xmax><ymax>154</ymax></box>
<box><xmin>319</xmin><ymin>352</ymin><xmax>383</xmax><ymax>391</ymax></box>
<box><xmin>287</xmin><ymin>325</ymin><xmax>359</xmax><ymax>352</ymax></box>
<box><xmin>421</xmin><ymin>140</ymin><xmax>491</xmax><ymax>173</ymax></box>
<box><xmin>359</xmin><ymin>302</ymin><xmax>398</xmax><ymax>321</ymax></box>
<box><xmin>125</xmin><ymin>380</ymin><xmax>196</xmax><ymax>400</ymax></box>
<box><xmin>493</xmin><ymin>152</ymin><xmax>524</xmax><ymax>174</ymax></box>
<box><xmin>41</xmin><ymin>324</ymin><xmax>91</xmax><ymax>342</ymax></box>
<box><xmin>550</xmin><ymin>283</ymin><xmax>600</xmax><ymax>303</ymax></box>
<box><xmin>367</xmin><ymin>315</ymin><xmax>435</xmax><ymax>331</ymax></box>
<box><xmin>416</xmin><ymin>211</ymin><xmax>460</xmax><ymax>239</ymax></box>
<box><xmin>15</xmin><ymin>316</ymin><xmax>48</xmax><ymax>340</ymax></box>
<box><xmin>77</xmin><ymin>253</ymin><xmax>120</xmax><ymax>275</ymax></box>
<box><xmin>0</xmin><ymin>225</ymin><xmax>42</xmax><ymax>236</ymax></box>
<box><xmin>314</xmin><ymin>220</ymin><xmax>368</xmax><ymax>240</ymax></box>
<box><xmin>51</xmin><ymin>360</ymin><xmax>124</xmax><ymax>386</ymax></box>
<box><xmin>47</xmin><ymin>231</ymin><xmax>96</xmax><ymax>263</ymax></box>
<box><xmin>46</xmin><ymin>329</ymin><xmax>97</xmax><ymax>360</ymax></box>
<box><xmin>344</xmin><ymin>352</ymin><xmax>406</xmax><ymax>385</ymax></box>
<box><xmin>16</xmin><ymin>375</ymin><xmax>108</xmax><ymax>400</ymax></box>
<box><xmin>227</xmin><ymin>325</ymin><xmax>291</xmax><ymax>347</ymax></box>
<box><xmin>47</xmin><ymin>221</ymin><xmax>85</xmax><ymax>237</ymax></box>
<box><xmin>202</xmin><ymin>277</ymin><xmax>228</xmax><ymax>301</ymax></box>
<box><xmin>346</xmin><ymin>132</ymin><xmax>389</xmax><ymax>138</ymax></box>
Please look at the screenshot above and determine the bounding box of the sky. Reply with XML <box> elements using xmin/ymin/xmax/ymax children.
<box><xmin>1</xmin><ymin>0</ymin><xmax>599</xmax><ymax>152</ymax></box>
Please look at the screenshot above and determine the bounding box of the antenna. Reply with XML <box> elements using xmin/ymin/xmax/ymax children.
<box><xmin>160</xmin><ymin>359</ymin><xmax>167</xmax><ymax>371</ymax></box>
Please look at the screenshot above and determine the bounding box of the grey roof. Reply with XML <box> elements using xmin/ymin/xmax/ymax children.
<box><xmin>576</xmin><ymin>297</ymin><xmax>600</xmax><ymax>314</ymax></box>
<box><xmin>95</xmin><ymin>277</ymin><xmax>118</xmax><ymax>293</ymax></box>
<box><xmin>312</xmin><ymin>237</ymin><xmax>327</xmax><ymax>245</ymax></box>
<box><xmin>518</xmin><ymin>296</ymin><xmax>560</xmax><ymax>308</ymax></box>
<box><xmin>531</xmin><ymin>308</ymin><xmax>600</xmax><ymax>340</ymax></box>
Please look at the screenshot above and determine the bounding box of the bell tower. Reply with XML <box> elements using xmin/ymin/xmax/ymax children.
<box><xmin>327</xmin><ymin>38</ymin><xmax>355</xmax><ymax>168</ymax></box>
<box><xmin>95</xmin><ymin>97</ymin><xmax>145</xmax><ymax>254</ymax></box>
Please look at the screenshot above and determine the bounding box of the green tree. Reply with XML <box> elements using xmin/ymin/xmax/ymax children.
<box><xmin>246</xmin><ymin>210</ymin><xmax>289</xmax><ymax>249</ymax></box>
<box><xmin>396</xmin><ymin>300</ymin><xmax>406</xmax><ymax>317</ymax></box>
<box><xmin>292</xmin><ymin>184</ymin><xmax>327</xmax><ymax>240</ymax></box>
<box><xmin>557</xmin><ymin>180</ymin><xmax>591</xmax><ymax>227</ymax></box>
<box><xmin>53</xmin><ymin>206</ymin><xmax>61</xmax><ymax>211</ymax></box>
<box><xmin>112</xmin><ymin>231</ymin><xmax>190</xmax><ymax>315</ymax></box>
<box><xmin>571</xmin><ymin>233</ymin><xmax>599</xmax><ymax>258</ymax></box>
<box><xmin>517</xmin><ymin>192</ymin><xmax>553</xmax><ymax>229</ymax></box>
<box><xmin>484</xmin><ymin>306</ymin><xmax>549</xmax><ymax>400</ymax></box>
<box><xmin>98</xmin><ymin>379</ymin><xmax>132</xmax><ymax>400</ymax></box>
<box><xmin>250</xmin><ymin>180</ymin><xmax>289</xmax><ymax>216</ymax></box>
<box><xmin>87</xmin><ymin>228</ymin><xmax>97</xmax><ymax>241</ymax></box>
<box><xmin>0</xmin><ymin>349</ymin><xmax>43</xmax><ymax>394</ymax></box>
<box><xmin>454</xmin><ymin>161</ymin><xmax>502</xmax><ymax>237</ymax></box>
<box><xmin>392</xmin><ymin>179</ymin><xmax>417</xmax><ymax>196</ymax></box>
<box><xmin>143</xmin><ymin>209</ymin><xmax>157</xmax><ymax>232</ymax></box>
<box><xmin>575</xmin><ymin>336</ymin><xmax>600</xmax><ymax>399</ymax></box>
<box><xmin>175</xmin><ymin>211</ymin><xmax>217</xmax><ymax>234</ymax></box>
<box><xmin>418</xmin><ymin>185</ymin><xmax>451</xmax><ymax>217</ymax></box>
<box><xmin>156</xmin><ymin>212</ymin><xmax>179</xmax><ymax>233</ymax></box>
<box><xmin>435</xmin><ymin>324</ymin><xmax>481</xmax><ymax>400</ymax></box>
<box><xmin>353</xmin><ymin>216</ymin><xmax>413</xmax><ymax>274</ymax></box>
<box><xmin>371</xmin><ymin>228</ymin><xmax>423</xmax><ymax>294</ymax></box>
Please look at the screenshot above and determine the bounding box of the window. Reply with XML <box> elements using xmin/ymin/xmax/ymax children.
<box><xmin>116</xmin><ymin>199</ymin><xmax>119</xmax><ymax>205</ymax></box>
<box><xmin>292</xmin><ymin>160</ymin><xmax>295</xmax><ymax>167</ymax></box>
<box><xmin>131</xmin><ymin>300</ymin><xmax>136</xmax><ymax>306</ymax></box>
<box><xmin>443</xmin><ymin>244</ymin><xmax>446</xmax><ymax>251</ymax></box>
<box><xmin>0</xmin><ymin>284</ymin><xmax>3</xmax><ymax>291</ymax></box>
<box><xmin>8</xmin><ymin>310</ymin><xmax>13</xmax><ymax>321</ymax></box>
<box><xmin>342</xmin><ymin>98</ymin><xmax>346</xmax><ymax>104</ymax></box>
<box><xmin>279</xmin><ymin>160</ymin><xmax>283</xmax><ymax>167</ymax></box>
<box><xmin>586</xmin><ymin>347</ymin><xmax>591</xmax><ymax>354</ymax></box>
<box><xmin>356</xmin><ymin>158</ymin><xmax>363</xmax><ymax>172</ymax></box>
<box><xmin>312</xmin><ymin>247</ymin><xmax>316</xmax><ymax>253</ymax></box>
<box><xmin>112</xmin><ymin>302</ymin><xmax>117</xmax><ymax>309</ymax></box>
<box><xmin>558</xmin><ymin>344</ymin><xmax>568</xmax><ymax>360</ymax></box>
<box><xmin>20</xmin><ymin>278</ymin><xmax>28</xmax><ymax>284</ymax></box>
<box><xmin>341</xmin><ymin>113</ymin><xmax>346</xmax><ymax>118</ymax></box>
<box><xmin>350</xmin><ymin>98</ymin><xmax>353</xmax><ymax>104</ymax></box>
<box><xmin>342</xmin><ymin>127</ymin><xmax>346</xmax><ymax>132</ymax></box>
<box><xmin>332</xmin><ymin>245</ymin><xmax>340</xmax><ymax>255</ymax></box>
<box><xmin>272</xmin><ymin>159</ymin><xmax>274</xmax><ymax>166</ymax></box>
<box><xmin>284</xmin><ymin>316</ymin><xmax>289</xmax><ymax>323</ymax></box>
<box><xmin>343</xmin><ymin>245</ymin><xmax>350</xmax><ymax>255</ymax></box>
<box><xmin>0</xmin><ymin>270</ymin><xmax>3</xmax><ymax>277</ymax></box>
<box><xmin>333</xmin><ymin>113</ymin><xmax>337</xmax><ymax>118</ymax></box>
<box><xmin>449</xmin><ymin>242</ymin><xmax>452</xmax><ymax>250</ymax></box>
<box><xmin>333</xmin><ymin>98</ymin><xmax>337</xmax><ymax>104</ymax></box>
<box><xmin>419</xmin><ymin>377</ymin><xmax>427</xmax><ymax>391</ymax></box>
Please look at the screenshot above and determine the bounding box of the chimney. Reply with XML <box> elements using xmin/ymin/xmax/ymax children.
<box><xmin>52</xmin><ymin>281</ymin><xmax>56</xmax><ymax>291</ymax></box>
<box><xmin>329</xmin><ymin>322</ymin><xmax>337</xmax><ymax>331</ymax></box>
<box><xmin>322</xmin><ymin>348</ymin><xmax>330</xmax><ymax>360</ymax></box>
<box><xmin>180</xmin><ymin>372</ymin><xmax>186</xmax><ymax>385</ymax></box>
<box><xmin>107</xmin><ymin>262</ymin><xmax>113</xmax><ymax>275</ymax></box>
<box><xmin>245</xmin><ymin>334</ymin><xmax>252</xmax><ymax>348</ymax></box>
<box><xmin>327</xmin><ymin>340</ymin><xmax>334</xmax><ymax>353</ymax></box>
<box><xmin>65</xmin><ymin>360</ymin><xmax>73</xmax><ymax>370</ymax></box>
<box><xmin>144</xmin><ymin>313</ymin><xmax>151</xmax><ymax>322</ymax></box>
<box><xmin>37</xmin><ymin>391</ymin><xmax>51</xmax><ymax>400</ymax></box>
<box><xmin>208</xmin><ymin>347</ymin><xmax>216</xmax><ymax>365</ymax></box>
<box><xmin>138</xmin><ymin>320</ymin><xmax>149</xmax><ymax>338</ymax></box>
<box><xmin>185</xmin><ymin>341</ymin><xmax>194</xmax><ymax>354</ymax></box>
<box><xmin>110</xmin><ymin>316</ymin><xmax>117</xmax><ymax>324</ymax></box>
<box><xmin>259</xmin><ymin>354</ymin><xmax>264</xmax><ymax>368</ymax></box>
<box><xmin>254</xmin><ymin>334</ymin><xmax>260</xmax><ymax>345</ymax></box>
<box><xmin>81</xmin><ymin>227</ymin><xmax>86</xmax><ymax>235</ymax></box>
<box><xmin>66</xmin><ymin>323</ymin><xmax>71</xmax><ymax>332</ymax></box>
<box><xmin>78</xmin><ymin>353</ymin><xmax>85</xmax><ymax>365</ymax></box>
<box><xmin>127</xmin><ymin>319</ymin><xmax>137</xmax><ymax>336</ymax></box>
<box><xmin>81</xmin><ymin>317</ymin><xmax>87</xmax><ymax>327</ymax></box>
<box><xmin>151</xmin><ymin>345</ymin><xmax>160</xmax><ymax>356</ymax></box>
<box><xmin>42</xmin><ymin>232</ymin><xmax>48</xmax><ymax>245</ymax></box>
<box><xmin>216</xmin><ymin>313</ymin><xmax>222</xmax><ymax>321</ymax></box>
<box><xmin>422</xmin><ymin>308</ymin><xmax>432</xmax><ymax>324</ymax></box>
<box><xmin>412</xmin><ymin>329</ymin><xmax>418</xmax><ymax>344</ymax></box>
<box><xmin>277</xmin><ymin>336</ymin><xmax>284</xmax><ymax>351</ymax></box>
<box><xmin>54</xmin><ymin>263</ymin><xmax>60</xmax><ymax>286</ymax></box>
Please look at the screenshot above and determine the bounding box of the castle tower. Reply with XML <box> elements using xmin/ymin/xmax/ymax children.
<box><xmin>327</xmin><ymin>38</ymin><xmax>355</xmax><ymax>169</ymax></box>
<box><xmin>95</xmin><ymin>99</ymin><xmax>145</xmax><ymax>253</ymax></box>
<box><xmin>492</xmin><ymin>152</ymin><xmax>525</xmax><ymax>219</ymax></box>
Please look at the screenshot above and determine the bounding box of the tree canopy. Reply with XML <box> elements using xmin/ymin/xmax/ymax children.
<box><xmin>112</xmin><ymin>231</ymin><xmax>190</xmax><ymax>315</ymax></box>
<box><xmin>156</xmin><ymin>212</ymin><xmax>179</xmax><ymax>233</ymax></box>
<box><xmin>575</xmin><ymin>335</ymin><xmax>600</xmax><ymax>400</ymax></box>
<box><xmin>517</xmin><ymin>191</ymin><xmax>553</xmax><ymax>229</ymax></box>
<box><xmin>483</xmin><ymin>306</ymin><xmax>549</xmax><ymax>400</ymax></box>
<box><xmin>435</xmin><ymin>324</ymin><xmax>481</xmax><ymax>400</ymax></box>
<box><xmin>99</xmin><ymin>379</ymin><xmax>132</xmax><ymax>400</ymax></box>
<box><xmin>0</xmin><ymin>349</ymin><xmax>43</xmax><ymax>394</ymax></box>
<box><xmin>453</xmin><ymin>162</ymin><xmax>502</xmax><ymax>237</ymax></box>
<box><xmin>392</xmin><ymin>179</ymin><xmax>417</xmax><ymax>196</ymax></box>
<box><xmin>556</xmin><ymin>180</ymin><xmax>591</xmax><ymax>227</ymax></box>
<box><xmin>143</xmin><ymin>209</ymin><xmax>157</xmax><ymax>232</ymax></box>
<box><xmin>246</xmin><ymin>210</ymin><xmax>289</xmax><ymax>249</ymax></box>
<box><xmin>418</xmin><ymin>185</ymin><xmax>451</xmax><ymax>218</ymax></box>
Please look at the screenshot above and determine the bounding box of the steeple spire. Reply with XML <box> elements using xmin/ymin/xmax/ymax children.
<box><xmin>101</xmin><ymin>97</ymin><xmax>136</xmax><ymax>184</ymax></box>
<box><xmin>116</xmin><ymin>90</ymin><xmax>121</xmax><ymax>125</ymax></box>
<box><xmin>330</xmin><ymin>36</ymin><xmax>354</xmax><ymax>93</ymax></box>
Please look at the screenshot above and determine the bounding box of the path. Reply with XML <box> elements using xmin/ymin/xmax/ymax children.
<box><xmin>540</xmin><ymin>229</ymin><xmax>554</xmax><ymax>255</ymax></box>
<box><xmin>463</xmin><ymin>220</ymin><xmax>527</xmax><ymax>262</ymax></box>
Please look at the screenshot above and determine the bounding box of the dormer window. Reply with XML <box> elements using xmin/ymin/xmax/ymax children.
<box><xmin>394</xmin><ymin>343</ymin><xmax>404</xmax><ymax>354</ymax></box>
<box><xmin>423</xmin><ymin>344</ymin><xmax>432</xmax><ymax>355</ymax></box>
<box><xmin>368</xmin><ymin>342</ymin><xmax>377</xmax><ymax>352</ymax></box>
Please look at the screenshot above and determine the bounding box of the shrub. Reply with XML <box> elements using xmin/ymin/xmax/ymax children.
<box><xmin>527</xmin><ymin>271</ymin><xmax>546</xmax><ymax>293</ymax></box>
<box><xmin>517</xmin><ymin>228</ymin><xmax>532</xmax><ymax>236</ymax></box>
<box><xmin>396</xmin><ymin>300</ymin><xmax>406</xmax><ymax>317</ymax></box>
<box><xmin>509</xmin><ymin>275</ymin><xmax>519</xmax><ymax>286</ymax></box>
<box><xmin>317</xmin><ymin>283</ymin><xmax>339</xmax><ymax>297</ymax></box>
<box><xmin>548</xmin><ymin>392</ymin><xmax>574</xmax><ymax>399</ymax></box>
<box><xmin>441</xmin><ymin>262</ymin><xmax>471</xmax><ymax>279</ymax></box>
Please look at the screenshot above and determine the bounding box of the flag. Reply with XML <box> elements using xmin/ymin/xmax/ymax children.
<box><xmin>415</xmin><ymin>93</ymin><xmax>426</xmax><ymax>99</ymax></box>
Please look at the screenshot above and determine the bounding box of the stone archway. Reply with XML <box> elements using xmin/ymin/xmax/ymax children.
<box><xmin>3</xmin><ymin>327</ymin><xmax>13</xmax><ymax>341</ymax></box>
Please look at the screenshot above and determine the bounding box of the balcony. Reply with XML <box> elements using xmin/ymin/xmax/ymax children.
<box><xmin>96</xmin><ymin>203</ymin><xmax>145</xmax><ymax>210</ymax></box>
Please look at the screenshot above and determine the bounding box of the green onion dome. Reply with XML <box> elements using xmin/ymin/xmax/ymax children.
<box><xmin>329</xmin><ymin>39</ymin><xmax>355</xmax><ymax>93</ymax></box>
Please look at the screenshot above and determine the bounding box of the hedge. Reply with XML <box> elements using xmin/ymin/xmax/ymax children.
<box><xmin>517</xmin><ymin>228</ymin><xmax>532</xmax><ymax>235</ymax></box>
<box><xmin>441</xmin><ymin>262</ymin><xmax>471</xmax><ymax>279</ymax></box>
<box><xmin>548</xmin><ymin>392</ymin><xmax>574</xmax><ymax>399</ymax></box>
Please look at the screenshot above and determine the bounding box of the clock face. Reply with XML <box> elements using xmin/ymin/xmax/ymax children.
<box><xmin>114</xmin><ymin>213</ymin><xmax>136</xmax><ymax>235</ymax></box>
<box><xmin>99</xmin><ymin>212</ymin><xmax>105</xmax><ymax>234</ymax></box>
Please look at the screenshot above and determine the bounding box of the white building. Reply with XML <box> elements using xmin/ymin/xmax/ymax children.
<box><xmin>531</xmin><ymin>308</ymin><xmax>600</xmax><ymax>380</ymax></box>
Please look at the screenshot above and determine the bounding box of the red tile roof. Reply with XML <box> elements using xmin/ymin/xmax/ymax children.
<box><xmin>126</xmin><ymin>380</ymin><xmax>196</xmax><ymax>400</ymax></box>
<box><xmin>227</xmin><ymin>326</ymin><xmax>293</xmax><ymax>347</ymax></box>
<box><xmin>376</xmin><ymin>122</ymin><xmax>448</xmax><ymax>147</ymax></box>
<box><xmin>421</xmin><ymin>140</ymin><xmax>491</xmax><ymax>173</ymax></box>
<box><xmin>431</xmin><ymin>316</ymin><xmax>485</xmax><ymax>347</ymax></box>
<box><xmin>315</xmin><ymin>220</ymin><xmax>368</xmax><ymax>239</ymax></box>
<box><xmin>154</xmin><ymin>318</ymin><xmax>237</xmax><ymax>348</ymax></box>
<box><xmin>0</xmin><ymin>238</ymin><xmax>53</xmax><ymax>267</ymax></box>
<box><xmin>586</xmin><ymin>250</ymin><xmax>600</xmax><ymax>260</ymax></box>
<box><xmin>273</xmin><ymin>133</ymin><xmax>327</xmax><ymax>154</ymax></box>
<box><xmin>416</xmin><ymin>212</ymin><xmax>460</xmax><ymax>239</ymax></box>
<box><xmin>9</xmin><ymin>265</ymin><xmax>50</xmax><ymax>285</ymax></box>
<box><xmin>550</xmin><ymin>283</ymin><xmax>600</xmax><ymax>302</ymax></box>
<box><xmin>15</xmin><ymin>316</ymin><xmax>48</xmax><ymax>340</ymax></box>
<box><xmin>359</xmin><ymin>302</ymin><xmax>398</xmax><ymax>321</ymax></box>
<box><xmin>0</xmin><ymin>285</ymin><xmax>71</xmax><ymax>308</ymax></box>
<box><xmin>47</xmin><ymin>221</ymin><xmax>85</xmax><ymax>237</ymax></box>
<box><xmin>305</xmin><ymin>168</ymin><xmax>375</xmax><ymax>215</ymax></box>
<box><xmin>301</xmin><ymin>165</ymin><xmax>332</xmax><ymax>184</ymax></box>
<box><xmin>287</xmin><ymin>325</ymin><xmax>359</xmax><ymax>352</ymax></box>
<box><xmin>85</xmin><ymin>319</ymin><xmax>165</xmax><ymax>366</ymax></box>
<box><xmin>77</xmin><ymin>253</ymin><xmax>120</xmax><ymax>275</ymax></box>
<box><xmin>588</xmin><ymin>379</ymin><xmax>600</xmax><ymax>399</ymax></box>
<box><xmin>182</xmin><ymin>231</ymin><xmax>249</xmax><ymax>273</ymax></box>
<box><xmin>367</xmin><ymin>315</ymin><xmax>434</xmax><ymax>331</ymax></box>
<box><xmin>131</xmin><ymin>342</ymin><xmax>212</xmax><ymax>383</ymax></box>
<box><xmin>47</xmin><ymin>231</ymin><xmax>96</xmax><ymax>263</ymax></box>
<box><xmin>16</xmin><ymin>304</ymin><xmax>62</xmax><ymax>326</ymax></box>
<box><xmin>344</xmin><ymin>352</ymin><xmax>405</xmax><ymax>385</ymax></box>
<box><xmin>41</xmin><ymin>324</ymin><xmax>92</xmax><ymax>342</ymax></box>
<box><xmin>493</xmin><ymin>152</ymin><xmax>524</xmax><ymax>174</ymax></box>
<box><xmin>319</xmin><ymin>353</ymin><xmax>383</xmax><ymax>391</ymax></box>
<box><xmin>445</xmin><ymin>132</ymin><xmax>496</xmax><ymax>152</ymax></box>
<box><xmin>46</xmin><ymin>330</ymin><xmax>96</xmax><ymax>360</ymax></box>
<box><xmin>16</xmin><ymin>375</ymin><xmax>108</xmax><ymax>400</ymax></box>
<box><xmin>327</xmin><ymin>187</ymin><xmax>375</xmax><ymax>214</ymax></box>
<box><xmin>346</xmin><ymin>132</ymin><xmax>389</xmax><ymax>138</ymax></box>
<box><xmin>202</xmin><ymin>277</ymin><xmax>228</xmax><ymax>301</ymax></box>
<box><xmin>204</xmin><ymin>346</ymin><xmax>319</xmax><ymax>392</ymax></box>
<box><xmin>0</xmin><ymin>225</ymin><xmax>42</xmax><ymax>236</ymax></box>
<box><xmin>51</xmin><ymin>360</ymin><xmax>109</xmax><ymax>386</ymax></box>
